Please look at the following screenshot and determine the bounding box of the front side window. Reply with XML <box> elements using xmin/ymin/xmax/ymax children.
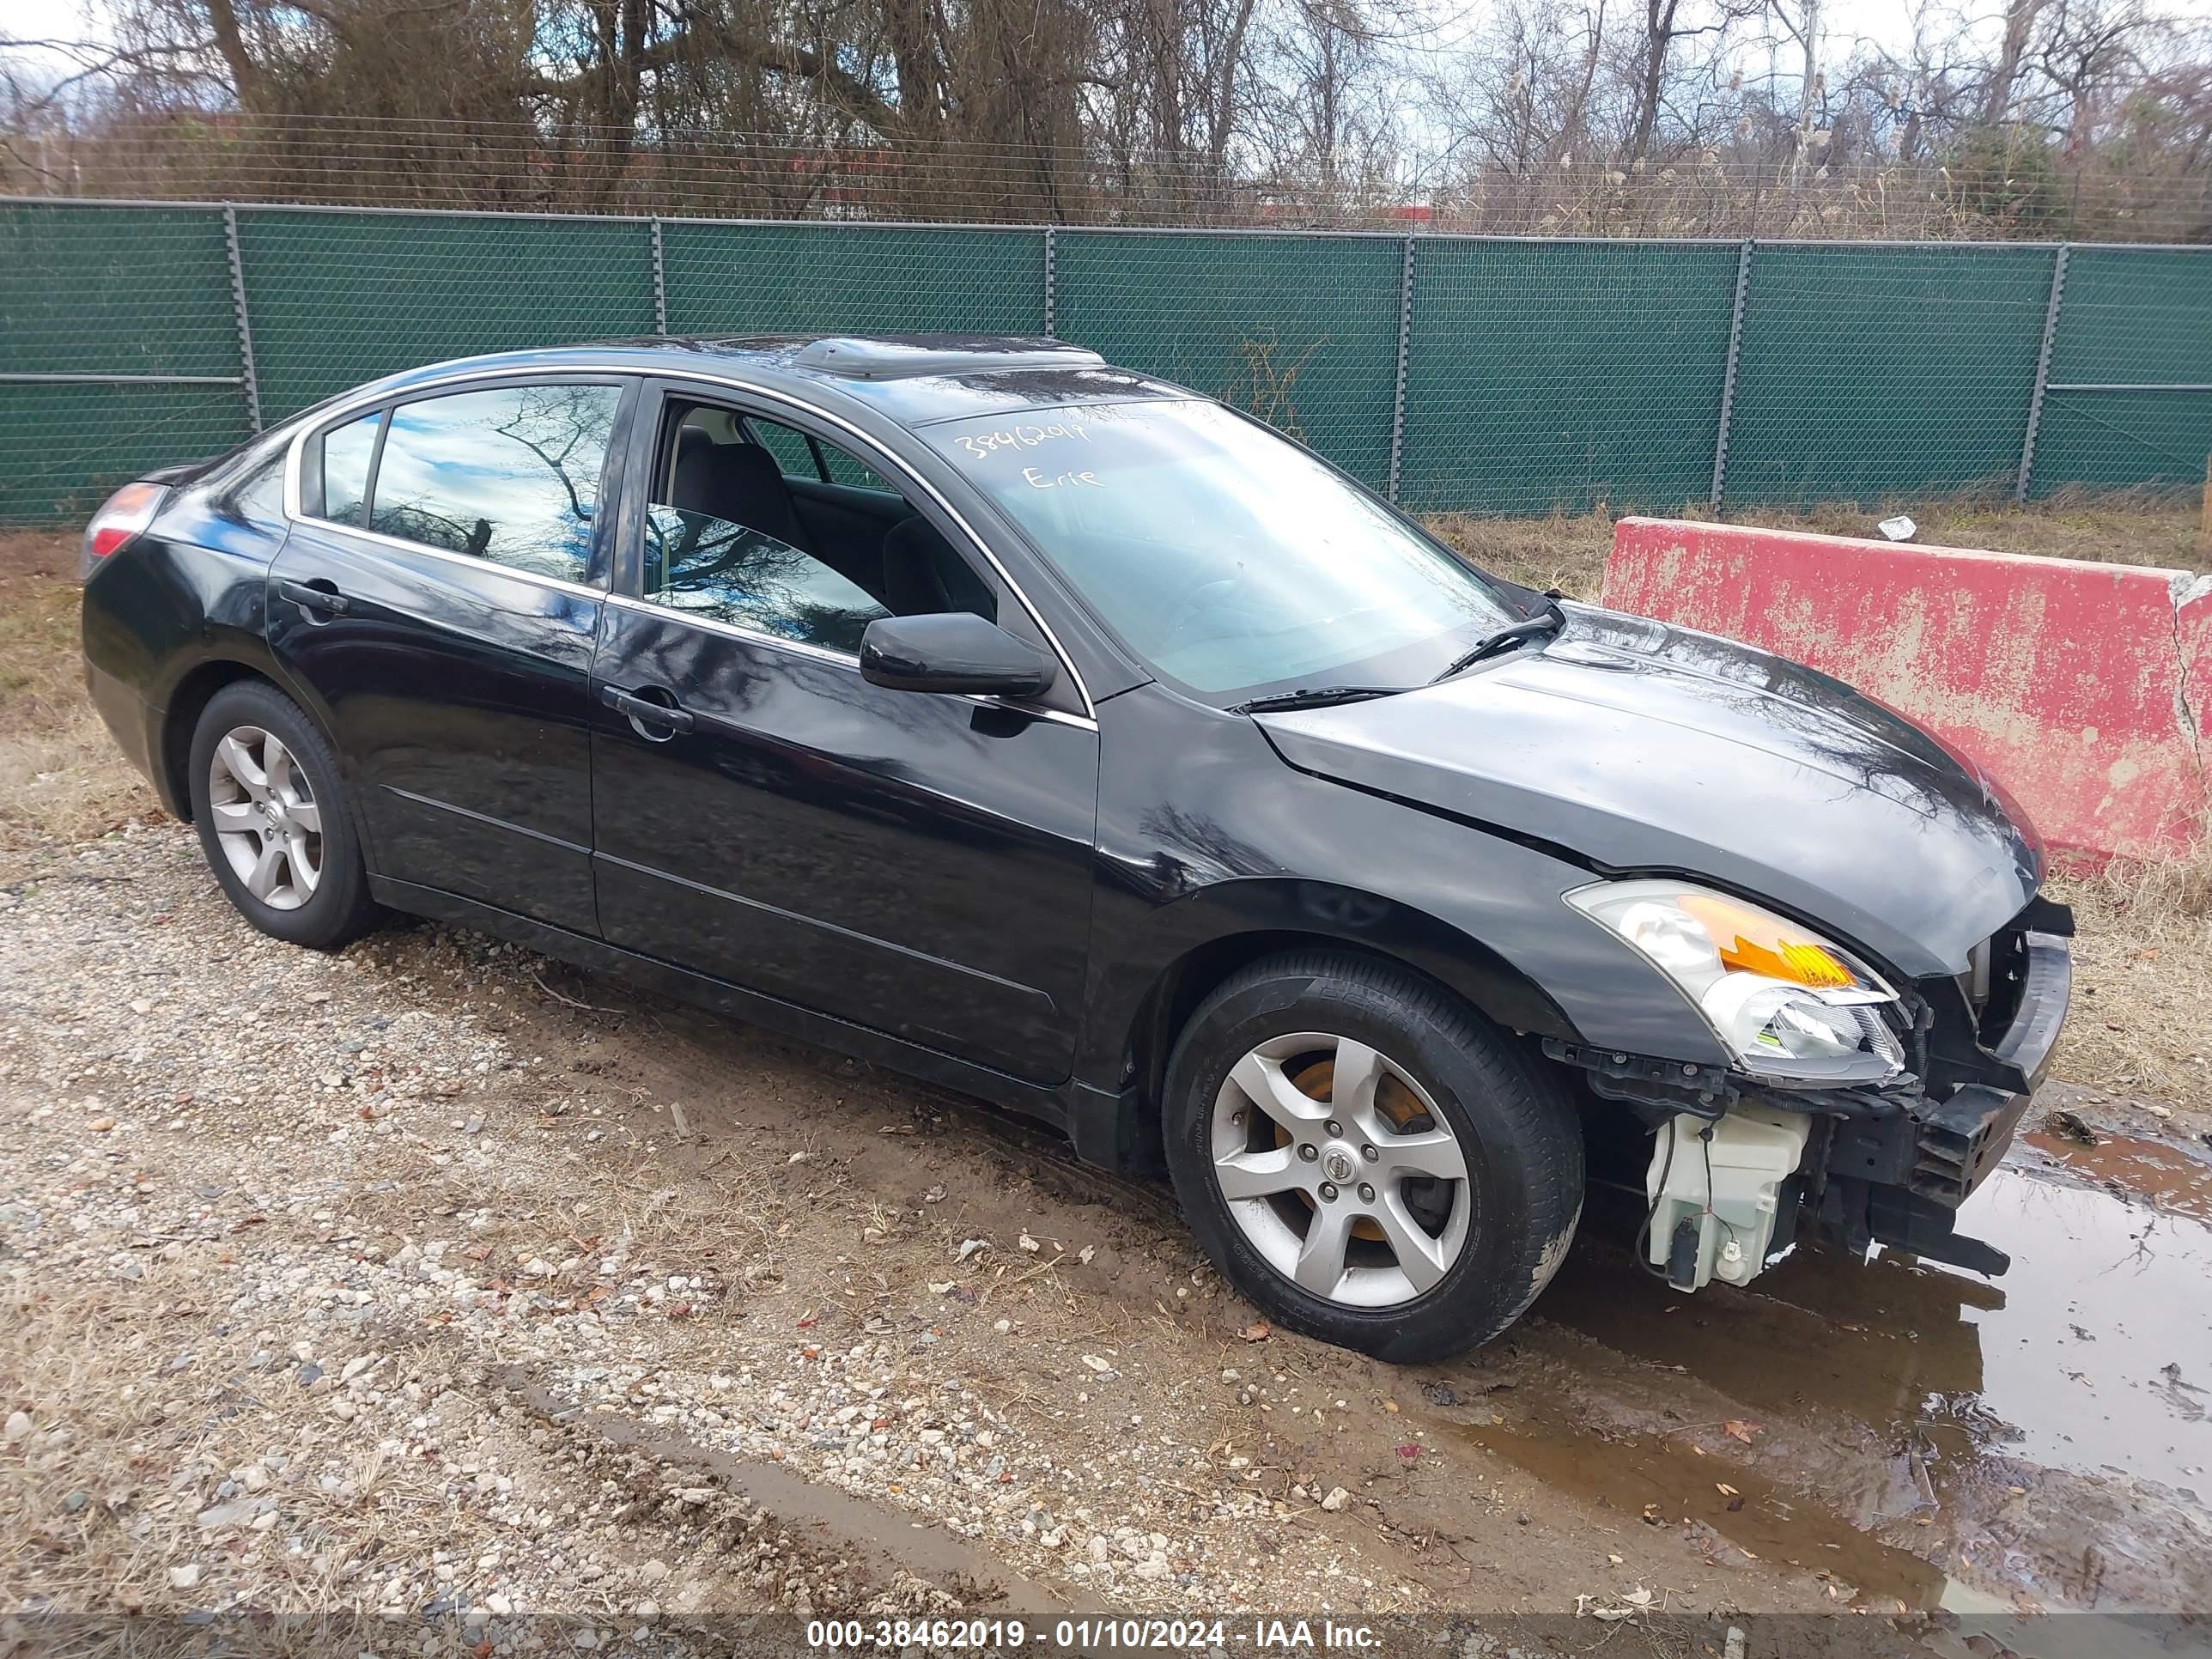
<box><xmin>819</xmin><ymin>446</ymin><xmax>900</xmax><ymax>496</ymax></box>
<box><xmin>744</xmin><ymin>416</ymin><xmax>822</xmax><ymax>481</ymax></box>
<box><xmin>320</xmin><ymin>410</ymin><xmax>380</xmax><ymax>528</ymax></box>
<box><xmin>921</xmin><ymin>399</ymin><xmax>1516</xmax><ymax>697</ymax></box>
<box><xmin>645</xmin><ymin>508</ymin><xmax>889</xmax><ymax>655</ymax></box>
<box><xmin>365</xmin><ymin>384</ymin><xmax>620</xmax><ymax>583</ymax></box>
<box><xmin>647</xmin><ymin>401</ymin><xmax>895</xmax><ymax>656</ymax></box>
<box><xmin>733</xmin><ymin>415</ymin><xmax>901</xmax><ymax>499</ymax></box>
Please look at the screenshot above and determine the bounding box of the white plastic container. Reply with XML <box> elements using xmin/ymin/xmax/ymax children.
<box><xmin>1644</xmin><ymin>1104</ymin><xmax>1811</xmax><ymax>1290</ymax></box>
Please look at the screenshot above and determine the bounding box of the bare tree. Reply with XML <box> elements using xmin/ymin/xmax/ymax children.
<box><xmin>1982</xmin><ymin>0</ymin><xmax>2045</xmax><ymax>124</ymax></box>
<box><xmin>3</xmin><ymin>0</ymin><xmax>2209</xmax><ymax>235</ymax></box>
<box><xmin>1623</xmin><ymin>0</ymin><xmax>1753</xmax><ymax>160</ymax></box>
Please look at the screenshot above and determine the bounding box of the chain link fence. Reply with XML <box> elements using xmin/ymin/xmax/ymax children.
<box><xmin>15</xmin><ymin>116</ymin><xmax>2212</xmax><ymax>243</ymax></box>
<box><xmin>4</xmin><ymin>197</ymin><xmax>2210</xmax><ymax>526</ymax></box>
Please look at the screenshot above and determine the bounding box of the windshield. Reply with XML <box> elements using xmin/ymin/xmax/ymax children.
<box><xmin>920</xmin><ymin>399</ymin><xmax>1516</xmax><ymax>697</ymax></box>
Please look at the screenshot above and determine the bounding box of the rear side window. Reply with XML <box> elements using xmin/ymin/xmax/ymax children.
<box><xmin>365</xmin><ymin>384</ymin><xmax>621</xmax><ymax>582</ymax></box>
<box><xmin>320</xmin><ymin>411</ymin><xmax>380</xmax><ymax>527</ymax></box>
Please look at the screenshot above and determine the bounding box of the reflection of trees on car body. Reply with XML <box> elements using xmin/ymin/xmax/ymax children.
<box><xmin>647</xmin><ymin>507</ymin><xmax>886</xmax><ymax>657</ymax></box>
<box><xmin>368</xmin><ymin>385</ymin><xmax>619</xmax><ymax>583</ymax></box>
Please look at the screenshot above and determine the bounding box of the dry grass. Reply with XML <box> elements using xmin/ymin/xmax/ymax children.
<box><xmin>0</xmin><ymin>1271</ymin><xmax>185</xmax><ymax>1607</ymax></box>
<box><xmin>0</xmin><ymin>1108</ymin><xmax>813</xmax><ymax>1615</ymax></box>
<box><xmin>1424</xmin><ymin>509</ymin><xmax>1619</xmax><ymax>600</ymax></box>
<box><xmin>1779</xmin><ymin>489</ymin><xmax>2211</xmax><ymax>574</ymax></box>
<box><xmin>1425</xmin><ymin>489</ymin><xmax>2211</xmax><ymax>604</ymax></box>
<box><xmin>0</xmin><ymin>1258</ymin><xmax>471</xmax><ymax>1613</ymax></box>
<box><xmin>2047</xmin><ymin>846</ymin><xmax>2212</xmax><ymax>1104</ymax></box>
<box><xmin>0</xmin><ymin>532</ymin><xmax>157</xmax><ymax>854</ymax></box>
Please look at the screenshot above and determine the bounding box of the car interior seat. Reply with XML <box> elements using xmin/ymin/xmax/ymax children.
<box><xmin>881</xmin><ymin>517</ymin><xmax>996</xmax><ymax>620</ymax></box>
<box><xmin>670</xmin><ymin>437</ymin><xmax>810</xmax><ymax>552</ymax></box>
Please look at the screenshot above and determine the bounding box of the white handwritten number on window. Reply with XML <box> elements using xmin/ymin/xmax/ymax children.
<box><xmin>954</xmin><ymin>421</ymin><xmax>1090</xmax><ymax>460</ymax></box>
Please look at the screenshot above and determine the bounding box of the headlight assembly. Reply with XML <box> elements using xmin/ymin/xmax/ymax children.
<box><xmin>1565</xmin><ymin>879</ymin><xmax>1906</xmax><ymax>1083</ymax></box>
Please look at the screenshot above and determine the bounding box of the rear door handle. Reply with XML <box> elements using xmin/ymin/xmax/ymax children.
<box><xmin>599</xmin><ymin>684</ymin><xmax>696</xmax><ymax>734</ymax></box>
<box><xmin>277</xmin><ymin>579</ymin><xmax>350</xmax><ymax>616</ymax></box>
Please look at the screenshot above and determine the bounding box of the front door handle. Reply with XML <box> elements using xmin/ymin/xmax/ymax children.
<box><xmin>600</xmin><ymin>684</ymin><xmax>696</xmax><ymax>735</ymax></box>
<box><xmin>277</xmin><ymin>579</ymin><xmax>350</xmax><ymax>616</ymax></box>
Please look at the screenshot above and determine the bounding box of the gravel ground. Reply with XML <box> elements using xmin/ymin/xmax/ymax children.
<box><xmin>6</xmin><ymin>546</ymin><xmax>2209</xmax><ymax>1653</ymax></box>
<box><xmin>8</xmin><ymin>823</ymin><xmax>1887</xmax><ymax>1655</ymax></box>
<box><xmin>0</xmin><ymin>825</ymin><xmax>1373</xmax><ymax>1607</ymax></box>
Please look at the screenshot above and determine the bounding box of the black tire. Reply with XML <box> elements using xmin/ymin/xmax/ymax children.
<box><xmin>1162</xmin><ymin>951</ymin><xmax>1583</xmax><ymax>1364</ymax></box>
<box><xmin>187</xmin><ymin>678</ymin><xmax>380</xmax><ymax>951</ymax></box>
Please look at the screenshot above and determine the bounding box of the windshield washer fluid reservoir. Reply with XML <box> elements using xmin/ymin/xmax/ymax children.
<box><xmin>1645</xmin><ymin>1105</ymin><xmax>1811</xmax><ymax>1291</ymax></box>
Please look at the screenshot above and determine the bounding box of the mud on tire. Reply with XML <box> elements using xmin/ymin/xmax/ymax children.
<box><xmin>1161</xmin><ymin>951</ymin><xmax>1583</xmax><ymax>1364</ymax></box>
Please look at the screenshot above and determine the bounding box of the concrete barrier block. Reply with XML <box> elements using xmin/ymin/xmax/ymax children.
<box><xmin>1601</xmin><ymin>518</ymin><xmax>2210</xmax><ymax>863</ymax></box>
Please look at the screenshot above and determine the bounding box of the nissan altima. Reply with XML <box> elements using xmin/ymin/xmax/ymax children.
<box><xmin>79</xmin><ymin>334</ymin><xmax>2071</xmax><ymax>1361</ymax></box>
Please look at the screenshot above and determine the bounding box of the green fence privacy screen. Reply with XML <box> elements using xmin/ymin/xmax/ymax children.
<box><xmin>5</xmin><ymin>198</ymin><xmax>2209</xmax><ymax>525</ymax></box>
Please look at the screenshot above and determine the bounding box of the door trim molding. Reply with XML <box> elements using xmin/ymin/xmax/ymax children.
<box><xmin>594</xmin><ymin>848</ymin><xmax>1057</xmax><ymax>1010</ymax></box>
<box><xmin>368</xmin><ymin>872</ymin><xmax>1084</xmax><ymax>1105</ymax></box>
<box><xmin>384</xmin><ymin>784</ymin><xmax>592</xmax><ymax>854</ymax></box>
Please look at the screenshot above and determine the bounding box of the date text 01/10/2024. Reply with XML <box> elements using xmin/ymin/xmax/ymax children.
<box><xmin>800</xmin><ymin>1618</ymin><xmax>1383</xmax><ymax>1649</ymax></box>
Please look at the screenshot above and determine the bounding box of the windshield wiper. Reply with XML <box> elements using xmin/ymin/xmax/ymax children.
<box><xmin>1231</xmin><ymin>599</ymin><xmax>1570</xmax><ymax>714</ymax></box>
<box><xmin>1427</xmin><ymin>599</ymin><xmax>1568</xmax><ymax>684</ymax></box>
<box><xmin>1229</xmin><ymin>685</ymin><xmax>1403</xmax><ymax>714</ymax></box>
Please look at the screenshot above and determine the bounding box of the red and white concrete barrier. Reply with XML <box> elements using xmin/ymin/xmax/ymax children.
<box><xmin>1601</xmin><ymin>517</ymin><xmax>2212</xmax><ymax>864</ymax></box>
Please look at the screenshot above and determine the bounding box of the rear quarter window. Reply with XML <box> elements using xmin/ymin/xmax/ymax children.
<box><xmin>319</xmin><ymin>410</ymin><xmax>381</xmax><ymax>527</ymax></box>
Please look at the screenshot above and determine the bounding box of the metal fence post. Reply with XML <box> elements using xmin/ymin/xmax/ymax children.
<box><xmin>2016</xmin><ymin>244</ymin><xmax>2069</xmax><ymax>504</ymax></box>
<box><xmin>1387</xmin><ymin>234</ymin><xmax>1415</xmax><ymax>505</ymax></box>
<box><xmin>650</xmin><ymin>216</ymin><xmax>669</xmax><ymax>336</ymax></box>
<box><xmin>1042</xmin><ymin>226</ymin><xmax>1057</xmax><ymax>338</ymax></box>
<box><xmin>222</xmin><ymin>204</ymin><xmax>263</xmax><ymax>434</ymax></box>
<box><xmin>1710</xmin><ymin>239</ymin><xmax>1753</xmax><ymax>507</ymax></box>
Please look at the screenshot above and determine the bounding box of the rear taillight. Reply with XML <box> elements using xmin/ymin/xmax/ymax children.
<box><xmin>79</xmin><ymin>482</ymin><xmax>167</xmax><ymax>579</ymax></box>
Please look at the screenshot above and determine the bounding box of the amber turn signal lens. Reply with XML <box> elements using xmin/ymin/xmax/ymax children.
<box><xmin>1679</xmin><ymin>893</ymin><xmax>1856</xmax><ymax>989</ymax></box>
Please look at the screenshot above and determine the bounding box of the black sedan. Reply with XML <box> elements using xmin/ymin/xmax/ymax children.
<box><xmin>80</xmin><ymin>334</ymin><xmax>2071</xmax><ymax>1361</ymax></box>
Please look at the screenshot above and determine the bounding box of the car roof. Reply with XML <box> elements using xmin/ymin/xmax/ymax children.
<box><xmin>359</xmin><ymin>334</ymin><xmax>1196</xmax><ymax>428</ymax></box>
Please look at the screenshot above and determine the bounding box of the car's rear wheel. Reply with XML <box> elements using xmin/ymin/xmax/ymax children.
<box><xmin>187</xmin><ymin>680</ymin><xmax>378</xmax><ymax>950</ymax></box>
<box><xmin>1162</xmin><ymin>951</ymin><xmax>1583</xmax><ymax>1363</ymax></box>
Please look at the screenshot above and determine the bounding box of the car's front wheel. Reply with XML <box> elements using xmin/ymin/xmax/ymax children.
<box><xmin>1162</xmin><ymin>952</ymin><xmax>1583</xmax><ymax>1363</ymax></box>
<box><xmin>187</xmin><ymin>679</ymin><xmax>379</xmax><ymax>951</ymax></box>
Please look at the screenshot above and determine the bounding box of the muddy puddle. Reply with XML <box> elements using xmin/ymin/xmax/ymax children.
<box><xmin>2022</xmin><ymin>1127</ymin><xmax>2212</xmax><ymax>1222</ymax></box>
<box><xmin>1443</xmin><ymin>1407</ymin><xmax>1953</xmax><ymax>1607</ymax></box>
<box><xmin>1436</xmin><ymin>1138</ymin><xmax>2212</xmax><ymax>1615</ymax></box>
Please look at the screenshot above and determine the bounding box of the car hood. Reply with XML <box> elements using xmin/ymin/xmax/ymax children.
<box><xmin>1254</xmin><ymin>605</ymin><xmax>2042</xmax><ymax>978</ymax></box>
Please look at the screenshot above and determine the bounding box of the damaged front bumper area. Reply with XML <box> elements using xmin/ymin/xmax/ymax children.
<box><xmin>1549</xmin><ymin>903</ymin><xmax>2074</xmax><ymax>1291</ymax></box>
<box><xmin>1813</xmin><ymin>922</ymin><xmax>2071</xmax><ymax>1277</ymax></box>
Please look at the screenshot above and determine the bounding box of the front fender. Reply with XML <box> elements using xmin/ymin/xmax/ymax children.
<box><xmin>1085</xmin><ymin>874</ymin><xmax>1576</xmax><ymax>1085</ymax></box>
<box><xmin>1079</xmin><ymin>684</ymin><xmax>1735</xmax><ymax>1094</ymax></box>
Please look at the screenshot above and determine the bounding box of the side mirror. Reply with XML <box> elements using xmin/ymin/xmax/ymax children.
<box><xmin>860</xmin><ymin>612</ymin><xmax>1058</xmax><ymax>700</ymax></box>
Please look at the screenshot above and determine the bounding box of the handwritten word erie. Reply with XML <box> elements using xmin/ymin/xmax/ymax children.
<box><xmin>952</xmin><ymin>421</ymin><xmax>1091</xmax><ymax>460</ymax></box>
<box><xmin>1022</xmin><ymin>465</ymin><xmax>1104</xmax><ymax>489</ymax></box>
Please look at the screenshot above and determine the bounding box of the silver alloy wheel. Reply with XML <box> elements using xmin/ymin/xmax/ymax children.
<box><xmin>1210</xmin><ymin>1031</ymin><xmax>1473</xmax><ymax>1308</ymax></box>
<box><xmin>206</xmin><ymin>725</ymin><xmax>324</xmax><ymax>912</ymax></box>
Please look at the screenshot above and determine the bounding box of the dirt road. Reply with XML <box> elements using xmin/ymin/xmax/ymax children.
<box><xmin>3</xmin><ymin>823</ymin><xmax>2209</xmax><ymax>1659</ymax></box>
